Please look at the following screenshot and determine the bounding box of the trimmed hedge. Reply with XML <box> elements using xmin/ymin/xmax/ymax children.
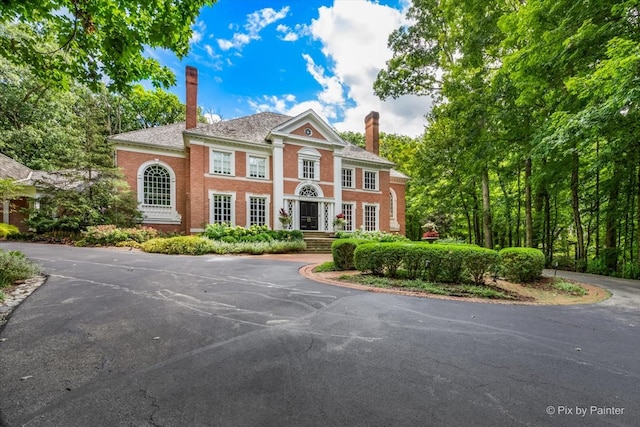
<box><xmin>353</xmin><ymin>242</ymin><xmax>501</xmax><ymax>284</ymax></box>
<box><xmin>499</xmin><ymin>247</ymin><xmax>545</xmax><ymax>283</ymax></box>
<box><xmin>331</xmin><ymin>238</ymin><xmax>369</xmax><ymax>270</ymax></box>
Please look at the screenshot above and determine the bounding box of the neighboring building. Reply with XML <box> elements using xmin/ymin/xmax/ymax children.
<box><xmin>111</xmin><ymin>66</ymin><xmax>408</xmax><ymax>235</ymax></box>
<box><xmin>0</xmin><ymin>153</ymin><xmax>37</xmax><ymax>232</ymax></box>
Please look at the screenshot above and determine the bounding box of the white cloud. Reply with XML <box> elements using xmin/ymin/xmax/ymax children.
<box><xmin>217</xmin><ymin>6</ymin><xmax>290</xmax><ymax>51</ymax></box>
<box><xmin>276</xmin><ymin>23</ymin><xmax>308</xmax><ymax>42</ymax></box>
<box><xmin>307</xmin><ymin>1</ymin><xmax>429</xmax><ymax>136</ymax></box>
<box><xmin>245</xmin><ymin>1</ymin><xmax>431</xmax><ymax>137</ymax></box>
<box><xmin>190</xmin><ymin>20</ymin><xmax>206</xmax><ymax>44</ymax></box>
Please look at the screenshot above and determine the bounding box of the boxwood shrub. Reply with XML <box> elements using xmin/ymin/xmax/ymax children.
<box><xmin>353</xmin><ymin>242</ymin><xmax>501</xmax><ymax>284</ymax></box>
<box><xmin>499</xmin><ymin>247</ymin><xmax>545</xmax><ymax>283</ymax></box>
<box><xmin>331</xmin><ymin>238</ymin><xmax>369</xmax><ymax>270</ymax></box>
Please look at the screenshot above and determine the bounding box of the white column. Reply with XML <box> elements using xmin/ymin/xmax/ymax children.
<box><xmin>272</xmin><ymin>137</ymin><xmax>285</xmax><ymax>229</ymax></box>
<box><xmin>333</xmin><ymin>149</ymin><xmax>343</xmax><ymax>214</ymax></box>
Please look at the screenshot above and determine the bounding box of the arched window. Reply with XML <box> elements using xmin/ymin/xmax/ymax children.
<box><xmin>299</xmin><ymin>185</ymin><xmax>319</xmax><ymax>197</ymax></box>
<box><xmin>137</xmin><ymin>160</ymin><xmax>181</xmax><ymax>224</ymax></box>
<box><xmin>143</xmin><ymin>165</ymin><xmax>171</xmax><ymax>206</ymax></box>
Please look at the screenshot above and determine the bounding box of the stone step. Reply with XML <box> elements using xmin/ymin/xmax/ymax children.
<box><xmin>303</xmin><ymin>237</ymin><xmax>334</xmax><ymax>253</ymax></box>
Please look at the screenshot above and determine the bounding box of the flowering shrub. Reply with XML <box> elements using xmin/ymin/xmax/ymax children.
<box><xmin>202</xmin><ymin>223</ymin><xmax>303</xmax><ymax>242</ymax></box>
<box><xmin>278</xmin><ymin>208</ymin><xmax>292</xmax><ymax>225</ymax></box>
<box><xmin>79</xmin><ymin>225</ymin><xmax>159</xmax><ymax>246</ymax></box>
<box><xmin>333</xmin><ymin>213</ymin><xmax>347</xmax><ymax>228</ymax></box>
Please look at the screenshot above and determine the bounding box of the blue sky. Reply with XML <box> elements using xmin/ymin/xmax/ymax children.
<box><xmin>147</xmin><ymin>0</ymin><xmax>431</xmax><ymax>137</ymax></box>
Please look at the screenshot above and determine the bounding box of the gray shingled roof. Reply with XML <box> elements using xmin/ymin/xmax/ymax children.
<box><xmin>109</xmin><ymin>122</ymin><xmax>201</xmax><ymax>150</ymax></box>
<box><xmin>0</xmin><ymin>152</ymin><xmax>32</xmax><ymax>181</ymax></box>
<box><xmin>341</xmin><ymin>144</ymin><xmax>394</xmax><ymax>166</ymax></box>
<box><xmin>186</xmin><ymin>112</ymin><xmax>292</xmax><ymax>143</ymax></box>
<box><xmin>109</xmin><ymin>111</ymin><xmax>397</xmax><ymax>167</ymax></box>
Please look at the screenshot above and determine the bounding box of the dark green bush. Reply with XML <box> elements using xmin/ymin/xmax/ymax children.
<box><xmin>499</xmin><ymin>247</ymin><xmax>545</xmax><ymax>283</ymax></box>
<box><xmin>0</xmin><ymin>250</ymin><xmax>41</xmax><ymax>288</ymax></box>
<box><xmin>331</xmin><ymin>238</ymin><xmax>369</xmax><ymax>270</ymax></box>
<box><xmin>353</xmin><ymin>242</ymin><xmax>501</xmax><ymax>284</ymax></box>
<box><xmin>141</xmin><ymin>236</ymin><xmax>214</xmax><ymax>255</ymax></box>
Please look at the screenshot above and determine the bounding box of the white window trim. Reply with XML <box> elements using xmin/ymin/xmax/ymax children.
<box><xmin>342</xmin><ymin>167</ymin><xmax>355</xmax><ymax>189</ymax></box>
<box><xmin>209</xmin><ymin>190</ymin><xmax>236</xmax><ymax>226</ymax></box>
<box><xmin>136</xmin><ymin>160</ymin><xmax>181</xmax><ymax>224</ymax></box>
<box><xmin>362</xmin><ymin>202</ymin><xmax>379</xmax><ymax>231</ymax></box>
<box><xmin>209</xmin><ymin>148</ymin><xmax>235</xmax><ymax>176</ymax></box>
<box><xmin>341</xmin><ymin>202</ymin><xmax>356</xmax><ymax>232</ymax></box>
<box><xmin>298</xmin><ymin>147</ymin><xmax>321</xmax><ymax>181</ymax></box>
<box><xmin>247</xmin><ymin>154</ymin><xmax>269</xmax><ymax>180</ymax></box>
<box><xmin>389</xmin><ymin>189</ymin><xmax>400</xmax><ymax>231</ymax></box>
<box><xmin>363</xmin><ymin>169</ymin><xmax>379</xmax><ymax>191</ymax></box>
<box><xmin>245</xmin><ymin>193</ymin><xmax>271</xmax><ymax>227</ymax></box>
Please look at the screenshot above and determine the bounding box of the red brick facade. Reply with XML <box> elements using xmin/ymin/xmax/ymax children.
<box><xmin>113</xmin><ymin>109</ymin><xmax>407</xmax><ymax>236</ymax></box>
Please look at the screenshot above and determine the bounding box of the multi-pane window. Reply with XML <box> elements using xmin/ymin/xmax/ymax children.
<box><xmin>364</xmin><ymin>171</ymin><xmax>377</xmax><ymax>190</ymax></box>
<box><xmin>211</xmin><ymin>150</ymin><xmax>232</xmax><ymax>175</ymax></box>
<box><xmin>342</xmin><ymin>168</ymin><xmax>353</xmax><ymax>188</ymax></box>
<box><xmin>143</xmin><ymin>165</ymin><xmax>171</xmax><ymax>206</ymax></box>
<box><xmin>212</xmin><ymin>194</ymin><xmax>232</xmax><ymax>224</ymax></box>
<box><xmin>342</xmin><ymin>203</ymin><xmax>354</xmax><ymax>231</ymax></box>
<box><xmin>364</xmin><ymin>205</ymin><xmax>377</xmax><ymax>231</ymax></box>
<box><xmin>249</xmin><ymin>156</ymin><xmax>266</xmax><ymax>179</ymax></box>
<box><xmin>249</xmin><ymin>197</ymin><xmax>266</xmax><ymax>226</ymax></box>
<box><xmin>303</xmin><ymin>159</ymin><xmax>315</xmax><ymax>180</ymax></box>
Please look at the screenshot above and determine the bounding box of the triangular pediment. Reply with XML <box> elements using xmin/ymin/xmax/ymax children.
<box><xmin>269</xmin><ymin>109</ymin><xmax>346</xmax><ymax>147</ymax></box>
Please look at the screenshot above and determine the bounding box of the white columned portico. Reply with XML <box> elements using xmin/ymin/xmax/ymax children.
<box><xmin>333</xmin><ymin>149</ymin><xmax>342</xmax><ymax>215</ymax></box>
<box><xmin>272</xmin><ymin>137</ymin><xmax>285</xmax><ymax>229</ymax></box>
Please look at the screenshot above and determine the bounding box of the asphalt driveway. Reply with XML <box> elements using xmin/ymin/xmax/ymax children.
<box><xmin>1</xmin><ymin>243</ymin><xmax>639</xmax><ymax>426</ymax></box>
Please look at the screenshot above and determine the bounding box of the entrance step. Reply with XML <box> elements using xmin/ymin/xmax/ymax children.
<box><xmin>302</xmin><ymin>232</ymin><xmax>335</xmax><ymax>253</ymax></box>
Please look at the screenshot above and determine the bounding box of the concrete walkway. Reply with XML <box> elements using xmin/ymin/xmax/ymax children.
<box><xmin>544</xmin><ymin>269</ymin><xmax>640</xmax><ymax>310</ymax></box>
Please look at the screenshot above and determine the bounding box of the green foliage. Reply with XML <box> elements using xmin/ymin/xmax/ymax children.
<box><xmin>0</xmin><ymin>2</ymin><xmax>215</xmax><ymax>92</ymax></box>
<box><xmin>313</xmin><ymin>261</ymin><xmax>336</xmax><ymax>272</ymax></box>
<box><xmin>0</xmin><ymin>223</ymin><xmax>20</xmax><ymax>238</ymax></box>
<box><xmin>0</xmin><ymin>249</ymin><xmax>40</xmax><ymax>288</ymax></box>
<box><xmin>331</xmin><ymin>238</ymin><xmax>369</xmax><ymax>270</ymax></box>
<box><xmin>550</xmin><ymin>280</ymin><xmax>588</xmax><ymax>297</ymax></box>
<box><xmin>78</xmin><ymin>225</ymin><xmax>159</xmax><ymax>246</ymax></box>
<box><xmin>342</xmin><ymin>275</ymin><xmax>513</xmax><ymax>300</ymax></box>
<box><xmin>202</xmin><ymin>223</ymin><xmax>303</xmax><ymax>243</ymax></box>
<box><xmin>141</xmin><ymin>236</ymin><xmax>214</xmax><ymax>256</ymax></box>
<box><xmin>353</xmin><ymin>242</ymin><xmax>501</xmax><ymax>284</ymax></box>
<box><xmin>335</xmin><ymin>229</ymin><xmax>408</xmax><ymax>242</ymax></box>
<box><xmin>499</xmin><ymin>248</ymin><xmax>546</xmax><ymax>283</ymax></box>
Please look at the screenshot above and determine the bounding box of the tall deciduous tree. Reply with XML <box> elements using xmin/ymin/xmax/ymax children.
<box><xmin>0</xmin><ymin>0</ymin><xmax>215</xmax><ymax>91</ymax></box>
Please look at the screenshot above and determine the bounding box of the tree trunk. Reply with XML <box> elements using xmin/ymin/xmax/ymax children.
<box><xmin>637</xmin><ymin>159</ymin><xmax>640</xmax><ymax>266</ymax></box>
<box><xmin>571</xmin><ymin>151</ymin><xmax>586</xmax><ymax>270</ymax></box>
<box><xmin>525</xmin><ymin>157</ymin><xmax>534</xmax><ymax>247</ymax></box>
<box><xmin>516</xmin><ymin>163</ymin><xmax>522</xmax><ymax>247</ymax></box>
<box><xmin>481</xmin><ymin>166</ymin><xmax>493</xmax><ymax>249</ymax></box>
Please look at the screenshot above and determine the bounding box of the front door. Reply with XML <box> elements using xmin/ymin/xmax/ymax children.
<box><xmin>299</xmin><ymin>201</ymin><xmax>318</xmax><ymax>230</ymax></box>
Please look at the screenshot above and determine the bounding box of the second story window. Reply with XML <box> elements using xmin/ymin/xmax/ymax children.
<box><xmin>211</xmin><ymin>150</ymin><xmax>232</xmax><ymax>175</ymax></box>
<box><xmin>364</xmin><ymin>170</ymin><xmax>377</xmax><ymax>190</ymax></box>
<box><xmin>249</xmin><ymin>156</ymin><xmax>267</xmax><ymax>178</ymax></box>
<box><xmin>303</xmin><ymin>159</ymin><xmax>315</xmax><ymax>180</ymax></box>
<box><xmin>342</xmin><ymin>168</ymin><xmax>353</xmax><ymax>188</ymax></box>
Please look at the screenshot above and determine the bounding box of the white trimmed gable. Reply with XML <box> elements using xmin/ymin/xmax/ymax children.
<box><xmin>268</xmin><ymin>109</ymin><xmax>347</xmax><ymax>148</ymax></box>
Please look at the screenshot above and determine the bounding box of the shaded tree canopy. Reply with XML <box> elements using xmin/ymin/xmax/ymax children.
<box><xmin>0</xmin><ymin>0</ymin><xmax>216</xmax><ymax>92</ymax></box>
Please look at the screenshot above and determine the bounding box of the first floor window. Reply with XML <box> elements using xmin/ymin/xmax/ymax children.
<box><xmin>212</xmin><ymin>194</ymin><xmax>232</xmax><ymax>224</ymax></box>
<box><xmin>143</xmin><ymin>165</ymin><xmax>171</xmax><ymax>206</ymax></box>
<box><xmin>364</xmin><ymin>205</ymin><xmax>377</xmax><ymax>231</ymax></box>
<box><xmin>342</xmin><ymin>203</ymin><xmax>354</xmax><ymax>231</ymax></box>
<box><xmin>390</xmin><ymin>191</ymin><xmax>395</xmax><ymax>219</ymax></box>
<box><xmin>249</xmin><ymin>197</ymin><xmax>267</xmax><ymax>226</ymax></box>
<box><xmin>364</xmin><ymin>171</ymin><xmax>377</xmax><ymax>190</ymax></box>
<box><xmin>211</xmin><ymin>150</ymin><xmax>232</xmax><ymax>175</ymax></box>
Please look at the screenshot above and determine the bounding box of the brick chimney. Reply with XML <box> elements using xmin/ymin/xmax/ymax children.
<box><xmin>365</xmin><ymin>111</ymin><xmax>379</xmax><ymax>155</ymax></box>
<box><xmin>185</xmin><ymin>66</ymin><xmax>198</xmax><ymax>129</ymax></box>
